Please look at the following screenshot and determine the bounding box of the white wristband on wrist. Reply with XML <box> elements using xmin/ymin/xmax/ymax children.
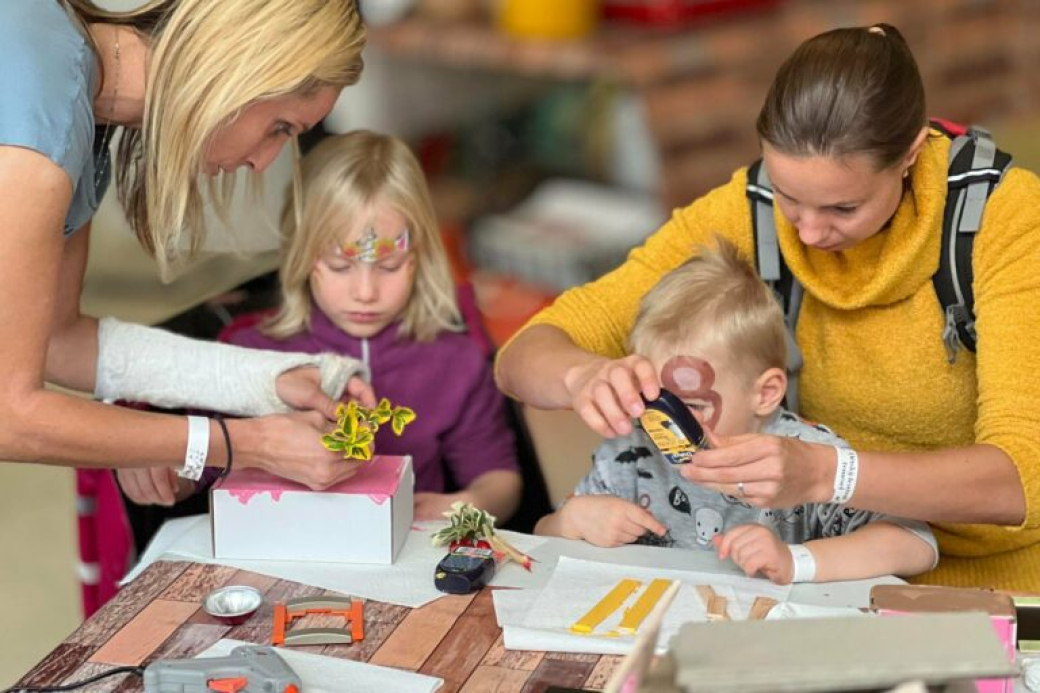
<box><xmin>831</xmin><ymin>446</ymin><xmax>859</xmax><ymax>505</ymax></box>
<box><xmin>787</xmin><ymin>544</ymin><xmax>817</xmax><ymax>583</ymax></box>
<box><xmin>179</xmin><ymin>416</ymin><xmax>209</xmax><ymax>481</ymax></box>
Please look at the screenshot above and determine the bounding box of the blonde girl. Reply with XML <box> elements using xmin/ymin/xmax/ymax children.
<box><xmin>221</xmin><ymin>131</ymin><xmax>523</xmax><ymax>522</ymax></box>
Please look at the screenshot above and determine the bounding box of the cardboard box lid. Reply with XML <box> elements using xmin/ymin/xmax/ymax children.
<box><xmin>871</xmin><ymin>584</ymin><xmax>1016</xmax><ymax>619</ymax></box>
<box><xmin>215</xmin><ymin>455</ymin><xmax>409</xmax><ymax>500</ymax></box>
<box><xmin>668</xmin><ymin>612</ymin><xmax>1015</xmax><ymax>692</ymax></box>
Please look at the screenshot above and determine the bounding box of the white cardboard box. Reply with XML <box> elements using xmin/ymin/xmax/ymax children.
<box><xmin>211</xmin><ymin>455</ymin><xmax>413</xmax><ymax>564</ymax></box>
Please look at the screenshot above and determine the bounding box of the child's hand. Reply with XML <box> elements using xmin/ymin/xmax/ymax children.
<box><xmin>714</xmin><ymin>524</ymin><xmax>793</xmax><ymax>584</ymax></box>
<box><xmin>559</xmin><ymin>496</ymin><xmax>667</xmax><ymax>547</ymax></box>
<box><xmin>276</xmin><ymin>368</ymin><xmax>376</xmax><ymax>421</ymax></box>
<box><xmin>343</xmin><ymin>376</ymin><xmax>376</xmax><ymax>408</ymax></box>
<box><xmin>116</xmin><ymin>467</ymin><xmax>193</xmax><ymax>506</ymax></box>
<box><xmin>414</xmin><ymin>492</ymin><xmax>463</xmax><ymax>521</ymax></box>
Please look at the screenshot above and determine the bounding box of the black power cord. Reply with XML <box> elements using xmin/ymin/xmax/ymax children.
<box><xmin>2</xmin><ymin>666</ymin><xmax>145</xmax><ymax>693</ymax></box>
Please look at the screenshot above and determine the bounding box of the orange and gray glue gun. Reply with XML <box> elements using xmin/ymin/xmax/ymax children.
<box><xmin>143</xmin><ymin>645</ymin><xmax>301</xmax><ymax>693</ymax></box>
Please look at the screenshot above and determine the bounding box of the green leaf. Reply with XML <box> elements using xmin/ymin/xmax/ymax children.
<box><xmin>369</xmin><ymin>398</ymin><xmax>393</xmax><ymax>424</ymax></box>
<box><xmin>346</xmin><ymin>443</ymin><xmax>373</xmax><ymax>461</ymax></box>
<box><xmin>321</xmin><ymin>436</ymin><xmax>347</xmax><ymax>452</ymax></box>
<box><xmin>391</xmin><ymin>407</ymin><xmax>417</xmax><ymax>436</ymax></box>
<box><xmin>353</xmin><ymin>426</ymin><xmax>374</xmax><ymax>448</ymax></box>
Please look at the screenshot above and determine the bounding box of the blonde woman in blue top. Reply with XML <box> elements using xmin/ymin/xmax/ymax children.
<box><xmin>0</xmin><ymin>0</ymin><xmax>372</xmax><ymax>494</ymax></box>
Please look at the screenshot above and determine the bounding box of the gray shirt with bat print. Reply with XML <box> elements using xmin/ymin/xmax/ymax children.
<box><xmin>572</xmin><ymin>408</ymin><xmax>938</xmax><ymax>558</ymax></box>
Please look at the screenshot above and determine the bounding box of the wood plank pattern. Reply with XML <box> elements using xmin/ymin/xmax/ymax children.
<box><xmin>59</xmin><ymin>661</ymin><xmax>137</xmax><ymax>693</ymax></box>
<box><xmin>66</xmin><ymin>560</ymin><xmax>190</xmax><ymax>647</ymax></box>
<box><xmin>144</xmin><ymin>622</ymin><xmax>230</xmax><ymax>664</ymax></box>
<box><xmin>522</xmin><ymin>655</ymin><xmax>598</xmax><ymax>693</ymax></box>
<box><xmin>481</xmin><ymin>634</ymin><xmax>545</xmax><ymax>671</ymax></box>
<box><xmin>89</xmin><ymin>599</ymin><xmax>201</xmax><ymax>666</ymax></box>
<box><xmin>321</xmin><ymin>598</ymin><xmax>411</xmax><ymax>662</ymax></box>
<box><xmin>20</xmin><ymin>560</ymin><xmax>630</xmax><ymax>692</ymax></box>
<box><xmin>419</xmin><ymin>589</ymin><xmax>501</xmax><ymax>689</ymax></box>
<box><xmin>368</xmin><ymin>593</ymin><xmax>476</xmax><ymax>670</ymax></box>
<box><xmin>460</xmin><ymin>665</ymin><xmax>532</xmax><ymax>692</ymax></box>
<box><xmin>158</xmin><ymin>563</ymin><xmax>239</xmax><ymax>603</ymax></box>
<box><xmin>584</xmin><ymin>655</ymin><xmax>624</xmax><ymax>691</ymax></box>
<box><xmin>16</xmin><ymin>644</ymin><xmax>95</xmax><ymax>688</ymax></box>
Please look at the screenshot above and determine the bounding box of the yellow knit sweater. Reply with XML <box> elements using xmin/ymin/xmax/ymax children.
<box><xmin>511</xmin><ymin>132</ymin><xmax>1040</xmax><ymax>590</ymax></box>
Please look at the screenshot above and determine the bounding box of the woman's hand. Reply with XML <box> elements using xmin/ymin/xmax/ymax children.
<box><xmin>557</xmin><ymin>495</ymin><xmax>667</xmax><ymax>547</ymax></box>
<box><xmin>679</xmin><ymin>428</ymin><xmax>835</xmax><ymax>509</ymax></box>
<box><xmin>116</xmin><ymin>466</ymin><xmax>193</xmax><ymax>506</ymax></box>
<box><xmin>563</xmin><ymin>354</ymin><xmax>660</xmax><ymax>437</ymax></box>
<box><xmin>233</xmin><ymin>412</ymin><xmax>365</xmax><ymax>490</ymax></box>
<box><xmin>714</xmin><ymin>524</ymin><xmax>792</xmax><ymax>584</ymax></box>
<box><xmin>276</xmin><ymin>367</ymin><xmax>376</xmax><ymax>420</ymax></box>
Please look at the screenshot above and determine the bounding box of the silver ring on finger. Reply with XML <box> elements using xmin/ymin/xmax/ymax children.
<box><xmin>737</xmin><ymin>481</ymin><xmax>746</xmax><ymax>498</ymax></box>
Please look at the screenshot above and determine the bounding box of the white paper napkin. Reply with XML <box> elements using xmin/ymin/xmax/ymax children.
<box><xmin>497</xmin><ymin>556</ymin><xmax>791</xmax><ymax>655</ymax></box>
<box><xmin>194</xmin><ymin>639</ymin><xmax>442</xmax><ymax>693</ymax></box>
<box><xmin>122</xmin><ymin>515</ymin><xmax>545</xmax><ymax>609</ymax></box>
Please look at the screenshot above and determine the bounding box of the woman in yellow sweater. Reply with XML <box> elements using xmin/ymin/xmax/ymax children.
<box><xmin>496</xmin><ymin>24</ymin><xmax>1040</xmax><ymax>590</ymax></box>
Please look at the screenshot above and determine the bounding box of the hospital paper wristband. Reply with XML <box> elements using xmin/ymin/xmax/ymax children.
<box><xmin>179</xmin><ymin>416</ymin><xmax>209</xmax><ymax>481</ymax></box>
<box><xmin>788</xmin><ymin>544</ymin><xmax>817</xmax><ymax>583</ymax></box>
<box><xmin>831</xmin><ymin>446</ymin><xmax>859</xmax><ymax>505</ymax></box>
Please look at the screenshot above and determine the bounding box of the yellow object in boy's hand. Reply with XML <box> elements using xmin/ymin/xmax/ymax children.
<box><xmin>320</xmin><ymin>398</ymin><xmax>416</xmax><ymax>461</ymax></box>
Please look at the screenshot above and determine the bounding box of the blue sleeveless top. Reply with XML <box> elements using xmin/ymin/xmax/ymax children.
<box><xmin>0</xmin><ymin>0</ymin><xmax>111</xmax><ymax>236</ymax></box>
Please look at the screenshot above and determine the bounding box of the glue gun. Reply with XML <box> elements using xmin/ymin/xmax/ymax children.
<box><xmin>143</xmin><ymin>645</ymin><xmax>301</xmax><ymax>693</ymax></box>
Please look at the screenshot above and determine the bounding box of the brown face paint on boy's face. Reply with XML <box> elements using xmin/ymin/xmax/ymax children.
<box><xmin>661</xmin><ymin>356</ymin><xmax>723</xmax><ymax>429</ymax></box>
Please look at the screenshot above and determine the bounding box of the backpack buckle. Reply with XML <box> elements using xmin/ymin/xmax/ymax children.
<box><xmin>942</xmin><ymin>303</ymin><xmax>972</xmax><ymax>364</ymax></box>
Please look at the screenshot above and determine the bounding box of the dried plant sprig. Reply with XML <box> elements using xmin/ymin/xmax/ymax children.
<box><xmin>431</xmin><ymin>501</ymin><xmax>534</xmax><ymax>571</ymax></box>
<box><xmin>321</xmin><ymin>398</ymin><xmax>416</xmax><ymax>461</ymax></box>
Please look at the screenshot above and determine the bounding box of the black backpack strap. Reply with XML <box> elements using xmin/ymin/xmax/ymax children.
<box><xmin>934</xmin><ymin>125</ymin><xmax>1013</xmax><ymax>362</ymax></box>
<box><xmin>747</xmin><ymin>160</ymin><xmax>805</xmax><ymax>412</ymax></box>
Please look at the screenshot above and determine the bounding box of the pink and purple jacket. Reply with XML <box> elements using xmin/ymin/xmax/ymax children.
<box><xmin>220</xmin><ymin>305</ymin><xmax>518</xmax><ymax>493</ymax></box>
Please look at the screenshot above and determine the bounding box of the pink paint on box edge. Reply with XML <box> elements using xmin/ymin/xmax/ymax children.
<box><xmin>216</xmin><ymin>455</ymin><xmax>407</xmax><ymax>506</ymax></box>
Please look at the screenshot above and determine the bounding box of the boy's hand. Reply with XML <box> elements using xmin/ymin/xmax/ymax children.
<box><xmin>559</xmin><ymin>496</ymin><xmax>667</xmax><ymax>547</ymax></box>
<box><xmin>714</xmin><ymin>523</ymin><xmax>793</xmax><ymax>584</ymax></box>
<box><xmin>116</xmin><ymin>467</ymin><xmax>193</xmax><ymax>506</ymax></box>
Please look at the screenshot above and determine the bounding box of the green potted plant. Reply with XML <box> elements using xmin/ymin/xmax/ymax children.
<box><xmin>431</xmin><ymin>501</ymin><xmax>533</xmax><ymax>571</ymax></box>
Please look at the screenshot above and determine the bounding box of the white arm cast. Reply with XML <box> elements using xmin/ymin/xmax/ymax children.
<box><xmin>94</xmin><ymin>317</ymin><xmax>369</xmax><ymax>416</ymax></box>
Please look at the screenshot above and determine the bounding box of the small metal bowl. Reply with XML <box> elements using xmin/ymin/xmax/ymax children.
<box><xmin>204</xmin><ymin>585</ymin><xmax>263</xmax><ymax>626</ymax></box>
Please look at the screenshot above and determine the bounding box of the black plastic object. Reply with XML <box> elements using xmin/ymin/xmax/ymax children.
<box><xmin>637</xmin><ymin>388</ymin><xmax>709</xmax><ymax>464</ymax></box>
<box><xmin>434</xmin><ymin>546</ymin><xmax>497</xmax><ymax>595</ymax></box>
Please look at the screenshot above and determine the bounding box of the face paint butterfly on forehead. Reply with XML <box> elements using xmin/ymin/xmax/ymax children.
<box><xmin>335</xmin><ymin>226</ymin><xmax>411</xmax><ymax>264</ymax></box>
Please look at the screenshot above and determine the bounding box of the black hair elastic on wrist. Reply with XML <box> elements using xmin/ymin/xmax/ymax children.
<box><xmin>214</xmin><ymin>415</ymin><xmax>233</xmax><ymax>481</ymax></box>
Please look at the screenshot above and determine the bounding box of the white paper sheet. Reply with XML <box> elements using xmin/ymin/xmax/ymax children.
<box><xmin>122</xmin><ymin>515</ymin><xmax>545</xmax><ymax>609</ymax></box>
<box><xmin>765</xmin><ymin>602</ymin><xmax>870</xmax><ymax>620</ymax></box>
<box><xmin>195</xmin><ymin>639</ymin><xmax>442</xmax><ymax>693</ymax></box>
<box><xmin>498</xmin><ymin>556</ymin><xmax>791</xmax><ymax>655</ymax></box>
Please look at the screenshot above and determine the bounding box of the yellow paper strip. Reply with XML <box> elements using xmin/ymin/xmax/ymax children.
<box><xmin>570</xmin><ymin>579</ymin><xmax>641</xmax><ymax>634</ymax></box>
<box><xmin>618</xmin><ymin>579</ymin><xmax>673</xmax><ymax>634</ymax></box>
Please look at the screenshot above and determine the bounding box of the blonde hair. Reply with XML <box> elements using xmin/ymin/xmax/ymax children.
<box><xmin>264</xmin><ymin>131</ymin><xmax>462</xmax><ymax>342</ymax></box>
<box><xmin>64</xmin><ymin>0</ymin><xmax>366</xmax><ymax>280</ymax></box>
<box><xmin>629</xmin><ymin>237</ymin><xmax>786</xmax><ymax>381</ymax></box>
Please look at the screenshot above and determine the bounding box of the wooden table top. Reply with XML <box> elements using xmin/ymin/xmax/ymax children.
<box><xmin>17</xmin><ymin>560</ymin><xmax>622</xmax><ymax>692</ymax></box>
